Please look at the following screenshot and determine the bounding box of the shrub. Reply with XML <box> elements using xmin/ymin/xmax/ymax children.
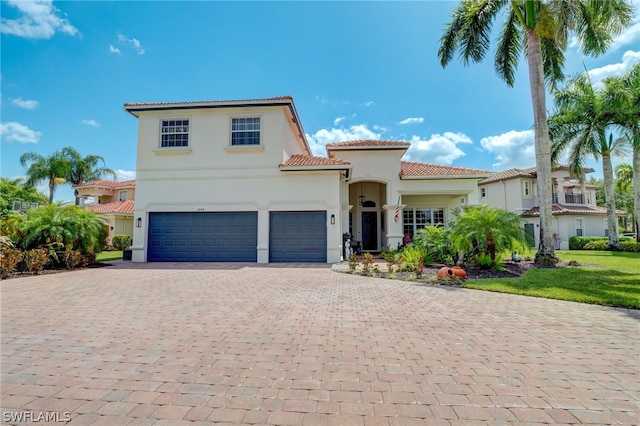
<box><xmin>620</xmin><ymin>240</ymin><xmax>640</xmax><ymax>252</ymax></box>
<box><xmin>0</xmin><ymin>248</ymin><xmax>23</xmax><ymax>278</ymax></box>
<box><xmin>81</xmin><ymin>253</ymin><xmax>96</xmax><ymax>267</ymax></box>
<box><xmin>361</xmin><ymin>253</ymin><xmax>374</xmax><ymax>275</ymax></box>
<box><xmin>413</xmin><ymin>226</ymin><xmax>453</xmax><ymax>263</ymax></box>
<box><xmin>475</xmin><ymin>253</ymin><xmax>494</xmax><ymax>269</ymax></box>
<box><xmin>348</xmin><ymin>254</ymin><xmax>360</xmax><ymax>272</ymax></box>
<box><xmin>569</xmin><ymin>236</ymin><xmax>607</xmax><ymax>250</ymax></box>
<box><xmin>62</xmin><ymin>249</ymin><xmax>83</xmax><ymax>270</ymax></box>
<box><xmin>398</xmin><ymin>246</ymin><xmax>432</xmax><ymax>276</ymax></box>
<box><xmin>23</xmin><ymin>248</ymin><xmax>50</xmax><ymax>274</ymax></box>
<box><xmin>380</xmin><ymin>247</ymin><xmax>397</xmax><ymax>270</ymax></box>
<box><xmin>112</xmin><ymin>234</ymin><xmax>131</xmax><ymax>251</ymax></box>
<box><xmin>583</xmin><ymin>240</ymin><xmax>610</xmax><ymax>251</ymax></box>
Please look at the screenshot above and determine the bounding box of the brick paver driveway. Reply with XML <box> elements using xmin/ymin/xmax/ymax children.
<box><xmin>1</xmin><ymin>262</ymin><xmax>639</xmax><ymax>425</ymax></box>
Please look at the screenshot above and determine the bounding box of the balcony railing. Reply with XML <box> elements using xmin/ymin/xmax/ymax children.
<box><xmin>565</xmin><ymin>193</ymin><xmax>585</xmax><ymax>204</ymax></box>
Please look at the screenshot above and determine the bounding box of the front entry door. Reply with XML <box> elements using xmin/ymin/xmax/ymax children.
<box><xmin>361</xmin><ymin>212</ymin><xmax>377</xmax><ymax>251</ymax></box>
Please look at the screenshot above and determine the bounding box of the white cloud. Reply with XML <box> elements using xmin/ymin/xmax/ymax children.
<box><xmin>404</xmin><ymin>132</ymin><xmax>472</xmax><ymax>165</ymax></box>
<box><xmin>115</xmin><ymin>169</ymin><xmax>136</xmax><ymax>181</ymax></box>
<box><xmin>117</xmin><ymin>34</ymin><xmax>145</xmax><ymax>55</ymax></box>
<box><xmin>612</xmin><ymin>0</ymin><xmax>640</xmax><ymax>50</ymax></box>
<box><xmin>82</xmin><ymin>119</ymin><xmax>100</xmax><ymax>127</ymax></box>
<box><xmin>306</xmin><ymin>124</ymin><xmax>382</xmax><ymax>156</ymax></box>
<box><xmin>480</xmin><ymin>129</ymin><xmax>535</xmax><ymax>170</ymax></box>
<box><xmin>10</xmin><ymin>97</ymin><xmax>39</xmax><ymax>110</ymax></box>
<box><xmin>0</xmin><ymin>121</ymin><xmax>42</xmax><ymax>144</ymax></box>
<box><xmin>109</xmin><ymin>44</ymin><xmax>121</xmax><ymax>54</ymax></box>
<box><xmin>0</xmin><ymin>0</ymin><xmax>78</xmax><ymax>39</ymax></box>
<box><xmin>363</xmin><ymin>101</ymin><xmax>374</xmax><ymax>107</ymax></box>
<box><xmin>588</xmin><ymin>50</ymin><xmax>640</xmax><ymax>82</ymax></box>
<box><xmin>333</xmin><ymin>116</ymin><xmax>346</xmax><ymax>125</ymax></box>
<box><xmin>315</xmin><ymin>96</ymin><xmax>328</xmax><ymax>104</ymax></box>
<box><xmin>398</xmin><ymin>117</ymin><xmax>424</xmax><ymax>125</ymax></box>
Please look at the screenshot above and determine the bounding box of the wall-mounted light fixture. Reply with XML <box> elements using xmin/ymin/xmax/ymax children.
<box><xmin>330</xmin><ymin>214</ymin><xmax>335</xmax><ymax>225</ymax></box>
<box><xmin>136</xmin><ymin>217</ymin><xmax>142</xmax><ymax>228</ymax></box>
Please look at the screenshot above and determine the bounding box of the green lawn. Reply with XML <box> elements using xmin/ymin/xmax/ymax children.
<box><xmin>462</xmin><ymin>250</ymin><xmax>640</xmax><ymax>309</ymax></box>
<box><xmin>96</xmin><ymin>251</ymin><xmax>123</xmax><ymax>262</ymax></box>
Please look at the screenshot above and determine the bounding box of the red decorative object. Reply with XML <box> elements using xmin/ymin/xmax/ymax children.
<box><xmin>437</xmin><ymin>266</ymin><xmax>467</xmax><ymax>280</ymax></box>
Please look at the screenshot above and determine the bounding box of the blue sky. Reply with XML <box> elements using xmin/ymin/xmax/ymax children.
<box><xmin>1</xmin><ymin>0</ymin><xmax>638</xmax><ymax>203</ymax></box>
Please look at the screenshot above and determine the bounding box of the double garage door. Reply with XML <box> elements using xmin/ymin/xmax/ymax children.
<box><xmin>147</xmin><ymin>211</ymin><xmax>326</xmax><ymax>262</ymax></box>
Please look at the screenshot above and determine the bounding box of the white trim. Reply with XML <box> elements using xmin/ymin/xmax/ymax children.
<box><xmin>159</xmin><ymin>117</ymin><xmax>190</xmax><ymax>148</ymax></box>
<box><xmin>229</xmin><ymin>115</ymin><xmax>262</xmax><ymax>147</ymax></box>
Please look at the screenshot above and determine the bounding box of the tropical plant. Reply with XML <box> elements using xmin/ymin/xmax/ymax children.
<box><xmin>412</xmin><ymin>225</ymin><xmax>453</xmax><ymax>263</ymax></box>
<box><xmin>549</xmin><ymin>72</ymin><xmax>630</xmax><ymax>250</ymax></box>
<box><xmin>112</xmin><ymin>234</ymin><xmax>131</xmax><ymax>251</ymax></box>
<box><xmin>0</xmin><ymin>248</ymin><xmax>23</xmax><ymax>278</ymax></box>
<box><xmin>606</xmin><ymin>64</ymin><xmax>640</xmax><ymax>241</ymax></box>
<box><xmin>438</xmin><ymin>0</ymin><xmax>634</xmax><ymax>262</ymax></box>
<box><xmin>449</xmin><ymin>205</ymin><xmax>527</xmax><ymax>264</ymax></box>
<box><xmin>23</xmin><ymin>248</ymin><xmax>50</xmax><ymax>274</ymax></box>
<box><xmin>62</xmin><ymin>147</ymin><xmax>117</xmax><ymax>205</ymax></box>
<box><xmin>19</xmin><ymin>150</ymin><xmax>70</xmax><ymax>204</ymax></box>
<box><xmin>15</xmin><ymin>204</ymin><xmax>106</xmax><ymax>254</ymax></box>
<box><xmin>397</xmin><ymin>245</ymin><xmax>433</xmax><ymax>276</ymax></box>
<box><xmin>0</xmin><ymin>177</ymin><xmax>48</xmax><ymax>216</ymax></box>
<box><xmin>615</xmin><ymin>163</ymin><xmax>633</xmax><ymax>193</ymax></box>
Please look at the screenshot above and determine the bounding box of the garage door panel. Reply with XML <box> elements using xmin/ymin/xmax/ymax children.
<box><xmin>270</xmin><ymin>211</ymin><xmax>326</xmax><ymax>263</ymax></box>
<box><xmin>148</xmin><ymin>212</ymin><xmax>257</xmax><ymax>262</ymax></box>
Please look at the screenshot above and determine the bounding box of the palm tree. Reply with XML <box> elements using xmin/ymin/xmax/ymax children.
<box><xmin>606</xmin><ymin>64</ymin><xmax>640</xmax><ymax>241</ymax></box>
<box><xmin>19</xmin><ymin>150</ymin><xmax>70</xmax><ymax>204</ymax></box>
<box><xmin>615</xmin><ymin>163</ymin><xmax>635</xmax><ymax>235</ymax></box>
<box><xmin>62</xmin><ymin>147</ymin><xmax>117</xmax><ymax>205</ymax></box>
<box><xmin>549</xmin><ymin>72</ymin><xmax>630</xmax><ymax>249</ymax></box>
<box><xmin>449</xmin><ymin>205</ymin><xmax>527</xmax><ymax>263</ymax></box>
<box><xmin>438</xmin><ymin>0</ymin><xmax>633</xmax><ymax>262</ymax></box>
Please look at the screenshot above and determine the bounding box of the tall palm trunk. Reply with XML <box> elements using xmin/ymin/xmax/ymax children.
<box><xmin>633</xmin><ymin>146</ymin><xmax>640</xmax><ymax>241</ymax></box>
<box><xmin>602</xmin><ymin>152</ymin><xmax>620</xmax><ymax>249</ymax></box>
<box><xmin>526</xmin><ymin>30</ymin><xmax>555</xmax><ymax>260</ymax></box>
<box><xmin>48</xmin><ymin>179</ymin><xmax>55</xmax><ymax>204</ymax></box>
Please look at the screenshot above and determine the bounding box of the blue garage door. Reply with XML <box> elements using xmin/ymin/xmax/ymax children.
<box><xmin>148</xmin><ymin>212</ymin><xmax>257</xmax><ymax>262</ymax></box>
<box><xmin>270</xmin><ymin>211</ymin><xmax>327</xmax><ymax>262</ymax></box>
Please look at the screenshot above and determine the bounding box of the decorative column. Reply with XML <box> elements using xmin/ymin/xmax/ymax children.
<box><xmin>382</xmin><ymin>201</ymin><xmax>405</xmax><ymax>250</ymax></box>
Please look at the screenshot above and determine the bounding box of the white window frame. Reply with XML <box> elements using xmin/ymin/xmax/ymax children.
<box><xmin>402</xmin><ymin>207</ymin><xmax>446</xmax><ymax>238</ymax></box>
<box><xmin>159</xmin><ymin>118</ymin><xmax>190</xmax><ymax>148</ymax></box>
<box><xmin>603</xmin><ymin>218</ymin><xmax>609</xmax><ymax>237</ymax></box>
<box><xmin>118</xmin><ymin>190</ymin><xmax>127</xmax><ymax>201</ymax></box>
<box><xmin>523</xmin><ymin>180</ymin><xmax>532</xmax><ymax>198</ymax></box>
<box><xmin>480</xmin><ymin>187</ymin><xmax>486</xmax><ymax>198</ymax></box>
<box><xmin>230</xmin><ymin>116</ymin><xmax>261</xmax><ymax>146</ymax></box>
<box><xmin>575</xmin><ymin>218</ymin><xmax>584</xmax><ymax>237</ymax></box>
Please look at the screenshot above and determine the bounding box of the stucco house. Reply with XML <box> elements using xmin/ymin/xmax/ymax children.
<box><xmin>73</xmin><ymin>179</ymin><xmax>135</xmax><ymax>243</ymax></box>
<box><xmin>124</xmin><ymin>96</ymin><xmax>490</xmax><ymax>263</ymax></box>
<box><xmin>478</xmin><ymin>166</ymin><xmax>624</xmax><ymax>250</ymax></box>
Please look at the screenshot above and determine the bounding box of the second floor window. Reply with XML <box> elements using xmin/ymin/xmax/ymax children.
<box><xmin>161</xmin><ymin>119</ymin><xmax>189</xmax><ymax>147</ymax></box>
<box><xmin>231</xmin><ymin>117</ymin><xmax>260</xmax><ymax>145</ymax></box>
<box><xmin>523</xmin><ymin>180</ymin><xmax>531</xmax><ymax>197</ymax></box>
<box><xmin>119</xmin><ymin>190</ymin><xmax>127</xmax><ymax>201</ymax></box>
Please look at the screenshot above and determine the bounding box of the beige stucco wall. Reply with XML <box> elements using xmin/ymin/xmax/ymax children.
<box><xmin>131</xmin><ymin>106</ymin><xmax>341</xmax><ymax>263</ymax></box>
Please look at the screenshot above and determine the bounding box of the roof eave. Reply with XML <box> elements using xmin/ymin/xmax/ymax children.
<box><xmin>401</xmin><ymin>174</ymin><xmax>491</xmax><ymax>180</ymax></box>
<box><xmin>279</xmin><ymin>165</ymin><xmax>352</xmax><ymax>172</ymax></box>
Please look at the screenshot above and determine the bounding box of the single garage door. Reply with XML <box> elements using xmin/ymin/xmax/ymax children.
<box><xmin>270</xmin><ymin>211</ymin><xmax>327</xmax><ymax>262</ymax></box>
<box><xmin>148</xmin><ymin>212</ymin><xmax>257</xmax><ymax>262</ymax></box>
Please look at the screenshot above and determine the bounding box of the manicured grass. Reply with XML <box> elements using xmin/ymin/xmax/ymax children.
<box><xmin>463</xmin><ymin>250</ymin><xmax>640</xmax><ymax>309</ymax></box>
<box><xmin>96</xmin><ymin>251</ymin><xmax>123</xmax><ymax>262</ymax></box>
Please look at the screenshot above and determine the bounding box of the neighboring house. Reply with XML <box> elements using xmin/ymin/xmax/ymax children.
<box><xmin>124</xmin><ymin>96</ymin><xmax>490</xmax><ymax>263</ymax></box>
<box><xmin>73</xmin><ymin>179</ymin><xmax>136</xmax><ymax>243</ymax></box>
<box><xmin>478</xmin><ymin>166</ymin><xmax>625</xmax><ymax>250</ymax></box>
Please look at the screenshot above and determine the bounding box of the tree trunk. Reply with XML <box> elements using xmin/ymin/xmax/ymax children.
<box><xmin>48</xmin><ymin>180</ymin><xmax>55</xmax><ymax>204</ymax></box>
<box><xmin>602</xmin><ymin>152</ymin><xmax>620</xmax><ymax>249</ymax></box>
<box><xmin>526</xmin><ymin>30</ymin><xmax>556</xmax><ymax>261</ymax></box>
<box><xmin>633</xmin><ymin>146</ymin><xmax>640</xmax><ymax>242</ymax></box>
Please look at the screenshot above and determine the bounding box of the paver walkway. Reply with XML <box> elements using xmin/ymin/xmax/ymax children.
<box><xmin>1</xmin><ymin>262</ymin><xmax>638</xmax><ymax>425</ymax></box>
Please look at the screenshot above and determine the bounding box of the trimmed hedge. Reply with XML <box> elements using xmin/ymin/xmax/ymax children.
<box><xmin>112</xmin><ymin>234</ymin><xmax>131</xmax><ymax>251</ymax></box>
<box><xmin>569</xmin><ymin>235</ymin><xmax>640</xmax><ymax>252</ymax></box>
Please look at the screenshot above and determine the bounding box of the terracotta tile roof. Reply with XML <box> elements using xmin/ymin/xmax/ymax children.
<box><xmin>74</xmin><ymin>179</ymin><xmax>135</xmax><ymax>189</ymax></box>
<box><xmin>87</xmin><ymin>200</ymin><xmax>135</xmax><ymax>215</ymax></box>
<box><xmin>563</xmin><ymin>181</ymin><xmax>599</xmax><ymax>189</ymax></box>
<box><xmin>479</xmin><ymin>167</ymin><xmax>537</xmax><ymax>184</ymax></box>
<box><xmin>124</xmin><ymin>96</ymin><xmax>293</xmax><ymax>108</ymax></box>
<box><xmin>521</xmin><ymin>204</ymin><xmax>626</xmax><ymax>217</ymax></box>
<box><xmin>400</xmin><ymin>161</ymin><xmax>490</xmax><ymax>178</ymax></box>
<box><xmin>480</xmin><ymin>165</ymin><xmax>596</xmax><ymax>185</ymax></box>
<box><xmin>326</xmin><ymin>140</ymin><xmax>411</xmax><ymax>149</ymax></box>
<box><xmin>279</xmin><ymin>155</ymin><xmax>351</xmax><ymax>169</ymax></box>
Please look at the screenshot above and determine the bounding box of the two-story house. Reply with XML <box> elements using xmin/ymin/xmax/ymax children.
<box><xmin>478</xmin><ymin>166</ymin><xmax>623</xmax><ymax>250</ymax></box>
<box><xmin>124</xmin><ymin>96</ymin><xmax>490</xmax><ymax>263</ymax></box>
<box><xmin>73</xmin><ymin>179</ymin><xmax>135</xmax><ymax>243</ymax></box>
